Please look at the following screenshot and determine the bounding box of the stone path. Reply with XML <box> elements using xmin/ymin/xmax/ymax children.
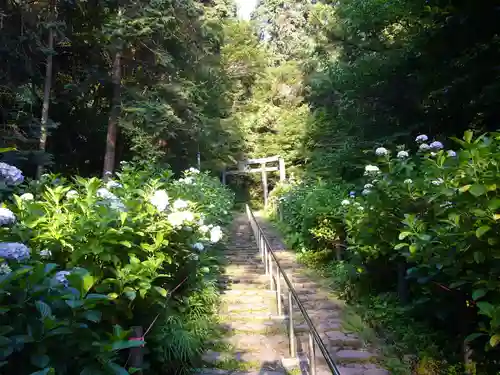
<box><xmin>197</xmin><ymin>213</ymin><xmax>389</xmax><ymax>375</ymax></box>
<box><xmin>198</xmin><ymin>214</ymin><xmax>291</xmax><ymax>375</ymax></box>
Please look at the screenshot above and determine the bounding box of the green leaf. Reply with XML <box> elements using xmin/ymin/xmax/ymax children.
<box><xmin>464</xmin><ymin>130</ymin><xmax>473</xmax><ymax>143</ymax></box>
<box><xmin>82</xmin><ymin>310</ymin><xmax>102</xmax><ymax>323</ymax></box>
<box><xmin>473</xmin><ymin>251</ymin><xmax>486</xmax><ymax>263</ymax></box>
<box><xmin>0</xmin><ymin>326</ymin><xmax>13</xmax><ymax>336</ymax></box>
<box><xmin>394</xmin><ymin>243</ymin><xmax>408</xmax><ymax>250</ymax></box>
<box><xmin>35</xmin><ymin>301</ymin><xmax>52</xmax><ymax>319</ymax></box>
<box><xmin>409</xmin><ymin>244</ymin><xmax>417</xmax><ymax>254</ymax></box>
<box><xmin>120</xmin><ymin>241</ymin><xmax>132</xmax><ymax>248</ymax></box>
<box><xmin>449</xmin><ymin>280</ymin><xmax>467</xmax><ymax>288</ymax></box>
<box><xmin>65</xmin><ymin>300</ymin><xmax>84</xmax><ymax>309</ymax></box>
<box><xmin>490</xmin><ymin>334</ymin><xmax>500</xmax><ymax>347</ymax></box>
<box><xmin>459</xmin><ymin>185</ymin><xmax>471</xmax><ymax>193</ymax></box>
<box><xmin>469</xmin><ymin>184</ymin><xmax>486</xmax><ymax>197</ymax></box>
<box><xmin>29</xmin><ymin>368</ymin><xmax>54</xmax><ymax>375</ymax></box>
<box><xmin>472</xmin><ymin>289</ymin><xmax>487</xmax><ymax>301</ymax></box>
<box><xmin>475</xmin><ymin>225</ymin><xmax>491</xmax><ymax>238</ymax></box>
<box><xmin>123</xmin><ymin>288</ymin><xmax>137</xmax><ymax>301</ymax></box>
<box><xmin>154</xmin><ymin>286</ymin><xmax>168</xmax><ymax>297</ymax></box>
<box><xmin>476</xmin><ymin>302</ymin><xmax>494</xmax><ymax>317</ymax></box>
<box><xmin>111</xmin><ymin>340</ymin><xmax>145</xmax><ymax>351</ymax></box>
<box><xmin>465</xmin><ymin>332</ymin><xmax>485</xmax><ymax>343</ymax></box>
<box><xmin>488</xmin><ymin>198</ymin><xmax>500</xmax><ymax>210</ymax></box>
<box><xmin>30</xmin><ymin>354</ymin><xmax>50</xmax><ymax>369</ymax></box>
<box><xmin>107</xmin><ymin>362</ymin><xmax>129</xmax><ymax>375</ymax></box>
<box><xmin>398</xmin><ymin>232</ymin><xmax>411</xmax><ymax>240</ymax></box>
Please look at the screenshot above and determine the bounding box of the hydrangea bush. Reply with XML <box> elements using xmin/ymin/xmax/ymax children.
<box><xmin>0</xmin><ymin>162</ymin><xmax>234</xmax><ymax>374</ymax></box>
<box><xmin>273</xmin><ymin>130</ymin><xmax>500</xmax><ymax>372</ymax></box>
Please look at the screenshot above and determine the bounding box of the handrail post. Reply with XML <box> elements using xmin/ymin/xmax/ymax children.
<box><xmin>269</xmin><ymin>254</ymin><xmax>274</xmax><ymax>290</ymax></box>
<box><xmin>288</xmin><ymin>290</ymin><xmax>295</xmax><ymax>356</ymax></box>
<box><xmin>277</xmin><ymin>271</ymin><xmax>282</xmax><ymax>315</ymax></box>
<box><xmin>264</xmin><ymin>242</ymin><xmax>269</xmax><ymax>275</ymax></box>
<box><xmin>309</xmin><ymin>332</ymin><xmax>316</xmax><ymax>375</ymax></box>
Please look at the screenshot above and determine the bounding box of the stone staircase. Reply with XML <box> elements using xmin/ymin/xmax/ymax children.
<box><xmin>197</xmin><ymin>215</ymin><xmax>293</xmax><ymax>375</ymax></box>
<box><xmin>196</xmin><ymin>214</ymin><xmax>389</xmax><ymax>375</ymax></box>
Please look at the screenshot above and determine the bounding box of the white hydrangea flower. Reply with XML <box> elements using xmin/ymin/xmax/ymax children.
<box><xmin>404</xmin><ymin>179</ymin><xmax>413</xmax><ymax>184</ymax></box>
<box><xmin>173</xmin><ymin>199</ymin><xmax>188</xmax><ymax>210</ymax></box>
<box><xmin>20</xmin><ymin>193</ymin><xmax>34</xmax><ymax>201</ymax></box>
<box><xmin>150</xmin><ymin>190</ymin><xmax>169</xmax><ymax>211</ymax></box>
<box><xmin>108</xmin><ymin>199</ymin><xmax>126</xmax><ymax>212</ymax></box>
<box><xmin>375</xmin><ymin>147</ymin><xmax>389</xmax><ymax>156</ymax></box>
<box><xmin>106</xmin><ymin>180</ymin><xmax>122</xmax><ymax>189</ymax></box>
<box><xmin>96</xmin><ymin>188</ymin><xmax>116</xmax><ymax>200</ymax></box>
<box><xmin>363</xmin><ymin>183</ymin><xmax>374</xmax><ymax>189</ymax></box>
<box><xmin>210</xmin><ymin>226</ymin><xmax>223</xmax><ymax>243</ymax></box>
<box><xmin>192</xmin><ymin>242</ymin><xmax>204</xmax><ymax>251</ymax></box>
<box><xmin>188</xmin><ymin>253</ymin><xmax>199</xmax><ymax>261</ymax></box>
<box><xmin>364</xmin><ymin>165</ymin><xmax>380</xmax><ymax>175</ymax></box>
<box><xmin>0</xmin><ymin>263</ymin><xmax>12</xmax><ymax>275</ymax></box>
<box><xmin>66</xmin><ymin>190</ymin><xmax>79</xmax><ymax>199</ymax></box>
<box><xmin>431</xmin><ymin>178</ymin><xmax>444</xmax><ymax>186</ymax></box>
<box><xmin>188</xmin><ymin>167</ymin><xmax>200</xmax><ymax>174</ymax></box>
<box><xmin>40</xmin><ymin>249</ymin><xmax>52</xmax><ymax>259</ymax></box>
<box><xmin>0</xmin><ymin>208</ymin><xmax>16</xmax><ymax>226</ymax></box>
<box><xmin>419</xmin><ymin>143</ymin><xmax>430</xmax><ymax>151</ymax></box>
<box><xmin>415</xmin><ymin>134</ymin><xmax>428</xmax><ymax>143</ymax></box>
<box><xmin>447</xmin><ymin>150</ymin><xmax>457</xmax><ymax>157</ymax></box>
<box><xmin>199</xmin><ymin>225</ymin><xmax>210</xmax><ymax>233</ymax></box>
<box><xmin>357</xmin><ymin>206</ymin><xmax>364</xmax><ymax>211</ymax></box>
<box><xmin>167</xmin><ymin>211</ymin><xmax>194</xmax><ymax>228</ymax></box>
<box><xmin>183</xmin><ymin>177</ymin><xmax>194</xmax><ymax>185</ymax></box>
<box><xmin>362</xmin><ymin>189</ymin><xmax>371</xmax><ymax>196</ymax></box>
<box><xmin>341</xmin><ymin>199</ymin><xmax>350</xmax><ymax>206</ymax></box>
<box><xmin>397</xmin><ymin>150</ymin><xmax>409</xmax><ymax>159</ymax></box>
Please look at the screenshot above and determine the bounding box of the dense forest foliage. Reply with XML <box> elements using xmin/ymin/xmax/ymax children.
<box><xmin>1</xmin><ymin>0</ymin><xmax>500</xmax><ymax>373</ymax></box>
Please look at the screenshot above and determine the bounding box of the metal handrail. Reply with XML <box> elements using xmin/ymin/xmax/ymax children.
<box><xmin>245</xmin><ymin>204</ymin><xmax>342</xmax><ymax>375</ymax></box>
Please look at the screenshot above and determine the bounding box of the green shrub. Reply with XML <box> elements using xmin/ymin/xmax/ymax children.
<box><xmin>0</xmin><ymin>163</ymin><xmax>233</xmax><ymax>374</ymax></box>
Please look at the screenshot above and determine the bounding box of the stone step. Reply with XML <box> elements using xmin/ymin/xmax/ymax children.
<box><xmin>218</xmin><ymin>313</ymin><xmax>287</xmax><ymax>321</ymax></box>
<box><xmin>219</xmin><ymin>300</ymin><xmax>275</xmax><ymax>315</ymax></box>
<box><xmin>294</xmin><ymin>319</ymin><xmax>343</xmax><ymax>333</ymax></box>
<box><xmin>211</xmin><ymin>333</ymin><xmax>290</xmax><ymax>354</ymax></box>
<box><xmin>201</xmin><ymin>350</ymin><xmax>285</xmax><ymax>370</ymax></box>
<box><xmin>219</xmin><ymin>274</ymin><xmax>270</xmax><ymax>285</ymax></box>
<box><xmin>195</xmin><ymin>369</ymin><xmax>286</xmax><ymax>375</ymax></box>
<box><xmin>217</xmin><ymin>318</ymin><xmax>286</xmax><ymax>335</ymax></box>
<box><xmin>220</xmin><ymin>294</ymin><xmax>271</xmax><ymax>305</ymax></box>
<box><xmin>218</xmin><ymin>281</ymin><xmax>270</xmax><ymax>290</ymax></box>
<box><xmin>220</xmin><ymin>289</ymin><xmax>276</xmax><ymax>296</ymax></box>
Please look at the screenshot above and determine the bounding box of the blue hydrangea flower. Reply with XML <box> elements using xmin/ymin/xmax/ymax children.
<box><xmin>0</xmin><ymin>162</ymin><xmax>24</xmax><ymax>185</ymax></box>
<box><xmin>349</xmin><ymin>191</ymin><xmax>356</xmax><ymax>198</ymax></box>
<box><xmin>54</xmin><ymin>270</ymin><xmax>71</xmax><ymax>287</ymax></box>
<box><xmin>0</xmin><ymin>242</ymin><xmax>30</xmax><ymax>261</ymax></box>
<box><xmin>447</xmin><ymin>150</ymin><xmax>457</xmax><ymax>157</ymax></box>
<box><xmin>415</xmin><ymin>134</ymin><xmax>428</xmax><ymax>143</ymax></box>
<box><xmin>192</xmin><ymin>242</ymin><xmax>204</xmax><ymax>251</ymax></box>
<box><xmin>0</xmin><ymin>208</ymin><xmax>16</xmax><ymax>226</ymax></box>
<box><xmin>429</xmin><ymin>141</ymin><xmax>444</xmax><ymax>150</ymax></box>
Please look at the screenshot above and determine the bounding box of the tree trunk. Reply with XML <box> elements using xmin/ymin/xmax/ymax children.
<box><xmin>102</xmin><ymin>50</ymin><xmax>122</xmax><ymax>179</ymax></box>
<box><xmin>36</xmin><ymin>8</ymin><xmax>55</xmax><ymax>179</ymax></box>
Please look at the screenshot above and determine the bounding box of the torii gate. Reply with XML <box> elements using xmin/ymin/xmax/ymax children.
<box><xmin>222</xmin><ymin>155</ymin><xmax>286</xmax><ymax>208</ymax></box>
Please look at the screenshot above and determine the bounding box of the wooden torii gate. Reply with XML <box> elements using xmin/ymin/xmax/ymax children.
<box><xmin>222</xmin><ymin>155</ymin><xmax>286</xmax><ymax>208</ymax></box>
